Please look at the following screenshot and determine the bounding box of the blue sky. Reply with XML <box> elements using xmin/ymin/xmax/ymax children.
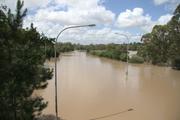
<box><xmin>104</xmin><ymin>0</ymin><xmax>167</xmax><ymax>20</ymax></box>
<box><xmin>2</xmin><ymin>0</ymin><xmax>180</xmax><ymax>44</ymax></box>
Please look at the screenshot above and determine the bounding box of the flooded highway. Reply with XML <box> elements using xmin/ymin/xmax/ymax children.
<box><xmin>37</xmin><ymin>51</ymin><xmax>180</xmax><ymax>120</ymax></box>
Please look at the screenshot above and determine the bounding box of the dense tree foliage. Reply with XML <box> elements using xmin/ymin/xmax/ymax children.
<box><xmin>138</xmin><ymin>4</ymin><xmax>180</xmax><ymax>69</ymax></box>
<box><xmin>0</xmin><ymin>1</ymin><xmax>54</xmax><ymax>119</ymax></box>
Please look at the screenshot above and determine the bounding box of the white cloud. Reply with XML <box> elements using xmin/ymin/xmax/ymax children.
<box><xmin>2</xmin><ymin>0</ymin><xmax>174</xmax><ymax>44</ymax></box>
<box><xmin>23</xmin><ymin>0</ymin><xmax>116</xmax><ymax>44</ymax></box>
<box><xmin>116</xmin><ymin>8</ymin><xmax>153</xmax><ymax>32</ymax></box>
<box><xmin>154</xmin><ymin>0</ymin><xmax>179</xmax><ymax>5</ymax></box>
<box><xmin>32</xmin><ymin>7</ymin><xmax>114</xmax><ymax>25</ymax></box>
<box><xmin>2</xmin><ymin>0</ymin><xmax>50</xmax><ymax>11</ymax></box>
<box><xmin>1</xmin><ymin>0</ymin><xmax>17</xmax><ymax>11</ymax></box>
<box><xmin>24</xmin><ymin>19</ymin><xmax>141</xmax><ymax>44</ymax></box>
<box><xmin>154</xmin><ymin>0</ymin><xmax>169</xmax><ymax>5</ymax></box>
<box><xmin>55</xmin><ymin>0</ymin><xmax>102</xmax><ymax>9</ymax></box>
<box><xmin>24</xmin><ymin>4</ymin><xmax>172</xmax><ymax>44</ymax></box>
<box><xmin>154</xmin><ymin>0</ymin><xmax>179</xmax><ymax>11</ymax></box>
<box><xmin>51</xmin><ymin>27</ymin><xmax>142</xmax><ymax>44</ymax></box>
<box><xmin>157</xmin><ymin>14</ymin><xmax>172</xmax><ymax>24</ymax></box>
<box><xmin>146</xmin><ymin>14</ymin><xmax>172</xmax><ymax>31</ymax></box>
<box><xmin>24</xmin><ymin>0</ymin><xmax>115</xmax><ymax>26</ymax></box>
<box><xmin>24</xmin><ymin>0</ymin><xmax>50</xmax><ymax>8</ymax></box>
<box><xmin>141</xmin><ymin>14</ymin><xmax>172</xmax><ymax>32</ymax></box>
<box><xmin>116</xmin><ymin>8</ymin><xmax>173</xmax><ymax>32</ymax></box>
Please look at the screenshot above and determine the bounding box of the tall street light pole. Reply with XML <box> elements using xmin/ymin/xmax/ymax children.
<box><xmin>115</xmin><ymin>33</ymin><xmax>130</xmax><ymax>80</ymax></box>
<box><xmin>54</xmin><ymin>24</ymin><xmax>96</xmax><ymax>120</ymax></box>
<box><xmin>114</xmin><ymin>33</ymin><xmax>142</xmax><ymax>80</ymax></box>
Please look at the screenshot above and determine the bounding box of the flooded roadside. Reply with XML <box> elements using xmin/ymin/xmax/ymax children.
<box><xmin>37</xmin><ymin>51</ymin><xmax>180</xmax><ymax>120</ymax></box>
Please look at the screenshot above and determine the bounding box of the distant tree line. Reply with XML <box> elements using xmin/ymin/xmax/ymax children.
<box><xmin>74</xmin><ymin>43</ymin><xmax>144</xmax><ymax>63</ymax></box>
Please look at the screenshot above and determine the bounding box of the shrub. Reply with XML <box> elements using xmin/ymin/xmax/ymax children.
<box><xmin>129</xmin><ymin>55</ymin><xmax>144</xmax><ymax>64</ymax></box>
<box><xmin>120</xmin><ymin>53</ymin><xmax>127</xmax><ymax>62</ymax></box>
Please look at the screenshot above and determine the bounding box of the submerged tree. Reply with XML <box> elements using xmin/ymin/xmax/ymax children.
<box><xmin>0</xmin><ymin>0</ymin><xmax>53</xmax><ymax>119</ymax></box>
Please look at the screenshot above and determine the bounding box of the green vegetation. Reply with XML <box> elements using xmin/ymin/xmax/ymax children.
<box><xmin>82</xmin><ymin>43</ymin><xmax>129</xmax><ymax>62</ymax></box>
<box><xmin>0</xmin><ymin>1</ymin><xmax>76</xmax><ymax>119</ymax></box>
<box><xmin>89</xmin><ymin>50</ymin><xmax>128</xmax><ymax>61</ymax></box>
<box><xmin>74</xmin><ymin>43</ymin><xmax>143</xmax><ymax>63</ymax></box>
<box><xmin>0</xmin><ymin>1</ymin><xmax>56</xmax><ymax>119</ymax></box>
<box><xmin>129</xmin><ymin>55</ymin><xmax>144</xmax><ymax>64</ymax></box>
<box><xmin>84</xmin><ymin>43</ymin><xmax>144</xmax><ymax>63</ymax></box>
<box><xmin>45</xmin><ymin>42</ymin><xmax>75</xmax><ymax>60</ymax></box>
<box><xmin>138</xmin><ymin>4</ymin><xmax>180</xmax><ymax>69</ymax></box>
<box><xmin>57</xmin><ymin>42</ymin><xmax>75</xmax><ymax>53</ymax></box>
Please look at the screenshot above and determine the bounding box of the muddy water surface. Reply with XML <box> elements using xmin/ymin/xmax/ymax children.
<box><xmin>38</xmin><ymin>51</ymin><xmax>180</xmax><ymax>120</ymax></box>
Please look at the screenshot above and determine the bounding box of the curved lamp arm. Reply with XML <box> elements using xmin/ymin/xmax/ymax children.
<box><xmin>54</xmin><ymin>24</ymin><xmax>95</xmax><ymax>120</ymax></box>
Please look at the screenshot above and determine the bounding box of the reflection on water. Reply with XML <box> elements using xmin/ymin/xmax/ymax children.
<box><xmin>38</xmin><ymin>51</ymin><xmax>180</xmax><ymax>120</ymax></box>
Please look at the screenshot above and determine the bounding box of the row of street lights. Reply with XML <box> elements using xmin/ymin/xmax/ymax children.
<box><xmin>53</xmin><ymin>24</ymin><xmax>138</xmax><ymax>120</ymax></box>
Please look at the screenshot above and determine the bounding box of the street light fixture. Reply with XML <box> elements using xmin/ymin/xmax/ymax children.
<box><xmin>114</xmin><ymin>33</ymin><xmax>130</xmax><ymax>80</ymax></box>
<box><xmin>114</xmin><ymin>33</ymin><xmax>142</xmax><ymax>80</ymax></box>
<box><xmin>54</xmin><ymin>24</ymin><xmax>96</xmax><ymax>120</ymax></box>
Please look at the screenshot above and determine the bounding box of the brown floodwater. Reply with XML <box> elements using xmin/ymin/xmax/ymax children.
<box><xmin>36</xmin><ymin>51</ymin><xmax>180</xmax><ymax>120</ymax></box>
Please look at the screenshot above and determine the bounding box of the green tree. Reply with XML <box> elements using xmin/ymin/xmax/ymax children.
<box><xmin>138</xmin><ymin>4</ymin><xmax>180</xmax><ymax>68</ymax></box>
<box><xmin>168</xmin><ymin>4</ymin><xmax>180</xmax><ymax>69</ymax></box>
<box><xmin>156</xmin><ymin>4</ymin><xmax>180</xmax><ymax>66</ymax></box>
<box><xmin>150</xmin><ymin>25</ymin><xmax>170</xmax><ymax>64</ymax></box>
<box><xmin>0</xmin><ymin>0</ymin><xmax>53</xmax><ymax>119</ymax></box>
